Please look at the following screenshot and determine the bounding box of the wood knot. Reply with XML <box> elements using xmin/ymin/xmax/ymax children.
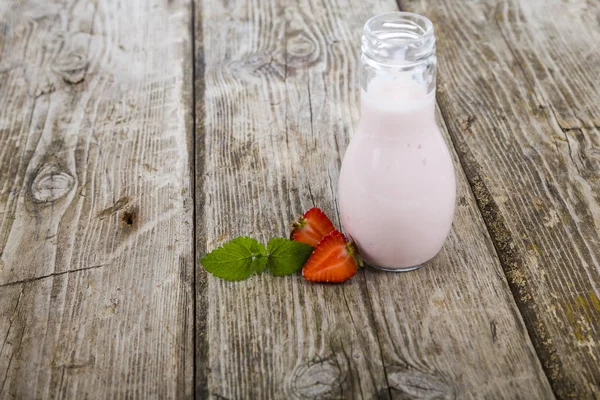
<box><xmin>227</xmin><ymin>51</ymin><xmax>285</xmax><ymax>80</ymax></box>
<box><xmin>387</xmin><ymin>366</ymin><xmax>454</xmax><ymax>399</ymax></box>
<box><xmin>119</xmin><ymin>203</ymin><xmax>139</xmax><ymax>230</ymax></box>
<box><xmin>588</xmin><ymin>146</ymin><xmax>600</xmax><ymax>160</ymax></box>
<box><xmin>29</xmin><ymin>163</ymin><xmax>75</xmax><ymax>203</ymax></box>
<box><xmin>290</xmin><ymin>358</ymin><xmax>344</xmax><ymax>399</ymax></box>
<box><xmin>53</xmin><ymin>52</ymin><xmax>87</xmax><ymax>84</ymax></box>
<box><xmin>96</xmin><ymin>196</ymin><xmax>134</xmax><ymax>219</ymax></box>
<box><xmin>282</xmin><ymin>9</ymin><xmax>323</xmax><ymax>70</ymax></box>
<box><xmin>121</xmin><ymin>209</ymin><xmax>136</xmax><ymax>226</ymax></box>
<box><xmin>285</xmin><ymin>31</ymin><xmax>320</xmax><ymax>68</ymax></box>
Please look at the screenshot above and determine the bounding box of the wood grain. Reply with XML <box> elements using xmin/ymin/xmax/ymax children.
<box><xmin>402</xmin><ymin>0</ymin><xmax>600</xmax><ymax>397</ymax></box>
<box><xmin>0</xmin><ymin>0</ymin><xmax>194</xmax><ymax>398</ymax></box>
<box><xmin>498</xmin><ymin>0</ymin><xmax>600</xmax><ymax>130</ymax></box>
<box><xmin>195</xmin><ymin>0</ymin><xmax>553</xmax><ymax>397</ymax></box>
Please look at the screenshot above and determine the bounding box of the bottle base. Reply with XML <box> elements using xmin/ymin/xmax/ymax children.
<box><xmin>366</xmin><ymin>262</ymin><xmax>424</xmax><ymax>272</ymax></box>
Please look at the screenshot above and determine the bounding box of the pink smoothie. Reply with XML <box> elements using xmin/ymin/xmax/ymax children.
<box><xmin>338</xmin><ymin>78</ymin><xmax>456</xmax><ymax>269</ymax></box>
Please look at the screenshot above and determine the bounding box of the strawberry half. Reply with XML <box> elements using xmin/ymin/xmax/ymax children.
<box><xmin>290</xmin><ymin>207</ymin><xmax>335</xmax><ymax>247</ymax></box>
<box><xmin>302</xmin><ymin>230</ymin><xmax>362</xmax><ymax>283</ymax></box>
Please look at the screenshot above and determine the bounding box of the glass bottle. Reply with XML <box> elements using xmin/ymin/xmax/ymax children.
<box><xmin>338</xmin><ymin>12</ymin><xmax>456</xmax><ymax>271</ymax></box>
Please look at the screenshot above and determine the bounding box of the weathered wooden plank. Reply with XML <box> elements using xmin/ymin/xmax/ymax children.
<box><xmin>497</xmin><ymin>0</ymin><xmax>600</xmax><ymax>130</ymax></box>
<box><xmin>402</xmin><ymin>0</ymin><xmax>600</xmax><ymax>397</ymax></box>
<box><xmin>0</xmin><ymin>0</ymin><xmax>194</xmax><ymax>398</ymax></box>
<box><xmin>195</xmin><ymin>0</ymin><xmax>553</xmax><ymax>397</ymax></box>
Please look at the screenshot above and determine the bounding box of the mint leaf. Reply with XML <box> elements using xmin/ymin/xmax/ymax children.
<box><xmin>254</xmin><ymin>254</ymin><xmax>268</xmax><ymax>275</ymax></box>
<box><xmin>266</xmin><ymin>238</ymin><xmax>314</xmax><ymax>276</ymax></box>
<box><xmin>201</xmin><ymin>236</ymin><xmax>313</xmax><ymax>280</ymax></box>
<box><xmin>201</xmin><ymin>237</ymin><xmax>267</xmax><ymax>281</ymax></box>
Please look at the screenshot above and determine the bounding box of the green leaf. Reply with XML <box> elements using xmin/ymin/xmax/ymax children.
<box><xmin>254</xmin><ymin>255</ymin><xmax>268</xmax><ymax>275</ymax></box>
<box><xmin>266</xmin><ymin>238</ymin><xmax>314</xmax><ymax>276</ymax></box>
<box><xmin>201</xmin><ymin>237</ymin><xmax>267</xmax><ymax>281</ymax></box>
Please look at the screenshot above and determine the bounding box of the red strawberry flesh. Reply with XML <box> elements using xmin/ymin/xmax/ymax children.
<box><xmin>302</xmin><ymin>230</ymin><xmax>359</xmax><ymax>283</ymax></box>
<box><xmin>291</xmin><ymin>207</ymin><xmax>335</xmax><ymax>247</ymax></box>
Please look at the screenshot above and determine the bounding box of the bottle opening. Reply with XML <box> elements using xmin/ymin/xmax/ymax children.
<box><xmin>362</xmin><ymin>12</ymin><xmax>435</xmax><ymax>65</ymax></box>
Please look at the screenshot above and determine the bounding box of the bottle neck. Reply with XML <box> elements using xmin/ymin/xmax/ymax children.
<box><xmin>360</xmin><ymin>12</ymin><xmax>437</xmax><ymax>95</ymax></box>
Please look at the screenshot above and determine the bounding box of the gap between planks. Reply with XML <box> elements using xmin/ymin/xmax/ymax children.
<box><xmin>192</xmin><ymin>0</ymin><xmax>210</xmax><ymax>398</ymax></box>
<box><xmin>191</xmin><ymin>0</ymin><xmax>199</xmax><ymax>398</ymax></box>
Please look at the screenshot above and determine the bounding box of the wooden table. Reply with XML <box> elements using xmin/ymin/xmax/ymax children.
<box><xmin>0</xmin><ymin>0</ymin><xmax>599</xmax><ymax>398</ymax></box>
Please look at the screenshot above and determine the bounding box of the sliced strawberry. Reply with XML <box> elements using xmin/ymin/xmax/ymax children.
<box><xmin>302</xmin><ymin>230</ymin><xmax>362</xmax><ymax>283</ymax></box>
<box><xmin>290</xmin><ymin>207</ymin><xmax>335</xmax><ymax>247</ymax></box>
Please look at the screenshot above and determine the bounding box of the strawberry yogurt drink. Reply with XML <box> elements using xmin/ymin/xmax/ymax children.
<box><xmin>339</xmin><ymin>12</ymin><xmax>456</xmax><ymax>271</ymax></box>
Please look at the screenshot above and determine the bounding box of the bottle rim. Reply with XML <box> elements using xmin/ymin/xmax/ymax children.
<box><xmin>362</xmin><ymin>12</ymin><xmax>435</xmax><ymax>65</ymax></box>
